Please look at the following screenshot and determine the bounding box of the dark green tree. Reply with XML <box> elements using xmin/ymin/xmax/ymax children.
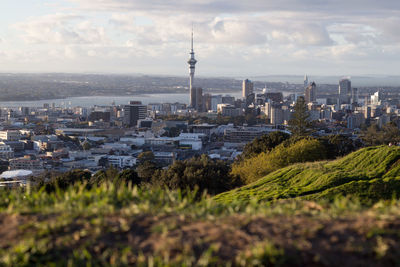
<box><xmin>240</xmin><ymin>131</ymin><xmax>291</xmax><ymax>160</ymax></box>
<box><xmin>288</xmin><ymin>96</ymin><xmax>313</xmax><ymax>137</ymax></box>
<box><xmin>362</xmin><ymin>122</ymin><xmax>400</xmax><ymax>146</ymax></box>
<box><xmin>91</xmin><ymin>166</ymin><xmax>119</xmax><ymax>185</ymax></box>
<box><xmin>382</xmin><ymin>122</ymin><xmax>400</xmax><ymax>144</ymax></box>
<box><xmin>82</xmin><ymin>141</ymin><xmax>91</xmax><ymax>151</ymax></box>
<box><xmin>136</xmin><ymin>151</ymin><xmax>158</xmax><ymax>182</ymax></box>
<box><xmin>153</xmin><ymin>155</ymin><xmax>242</xmax><ymax>195</ymax></box>
<box><xmin>137</xmin><ymin>151</ymin><xmax>155</xmax><ymax>163</ymax></box>
<box><xmin>36</xmin><ymin>170</ymin><xmax>92</xmax><ymax>192</ymax></box>
<box><xmin>318</xmin><ymin>134</ymin><xmax>362</xmax><ymax>158</ymax></box>
<box><xmin>116</xmin><ymin>169</ymin><xmax>141</xmax><ymax>186</ymax></box>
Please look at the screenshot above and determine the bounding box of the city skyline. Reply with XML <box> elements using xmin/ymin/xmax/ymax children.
<box><xmin>0</xmin><ymin>1</ymin><xmax>400</xmax><ymax>76</ymax></box>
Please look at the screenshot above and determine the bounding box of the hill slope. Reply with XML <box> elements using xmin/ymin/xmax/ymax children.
<box><xmin>2</xmin><ymin>184</ymin><xmax>400</xmax><ymax>266</ymax></box>
<box><xmin>215</xmin><ymin>146</ymin><xmax>400</xmax><ymax>203</ymax></box>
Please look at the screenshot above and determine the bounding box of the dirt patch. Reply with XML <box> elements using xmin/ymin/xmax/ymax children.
<box><xmin>0</xmin><ymin>214</ymin><xmax>34</xmax><ymax>249</ymax></box>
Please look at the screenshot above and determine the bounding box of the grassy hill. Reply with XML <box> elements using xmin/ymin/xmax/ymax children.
<box><xmin>2</xmin><ymin>183</ymin><xmax>400</xmax><ymax>266</ymax></box>
<box><xmin>215</xmin><ymin>146</ymin><xmax>400</xmax><ymax>204</ymax></box>
<box><xmin>3</xmin><ymin>146</ymin><xmax>400</xmax><ymax>265</ymax></box>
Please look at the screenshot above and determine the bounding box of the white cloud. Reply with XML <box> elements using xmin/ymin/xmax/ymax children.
<box><xmin>14</xmin><ymin>13</ymin><xmax>108</xmax><ymax>45</ymax></box>
<box><xmin>2</xmin><ymin>0</ymin><xmax>400</xmax><ymax>75</ymax></box>
<box><xmin>66</xmin><ymin>0</ymin><xmax>400</xmax><ymax>15</ymax></box>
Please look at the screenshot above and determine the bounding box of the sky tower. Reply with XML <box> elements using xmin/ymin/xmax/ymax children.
<box><xmin>188</xmin><ymin>28</ymin><xmax>197</xmax><ymax>108</ymax></box>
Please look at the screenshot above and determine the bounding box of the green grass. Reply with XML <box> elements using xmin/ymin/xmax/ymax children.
<box><xmin>2</xmin><ymin>183</ymin><xmax>400</xmax><ymax>266</ymax></box>
<box><xmin>3</xmin><ymin>146</ymin><xmax>400</xmax><ymax>265</ymax></box>
<box><xmin>215</xmin><ymin>146</ymin><xmax>400</xmax><ymax>204</ymax></box>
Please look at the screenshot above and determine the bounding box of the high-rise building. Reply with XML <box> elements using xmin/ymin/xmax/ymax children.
<box><xmin>270</xmin><ymin>105</ymin><xmax>284</xmax><ymax>125</ymax></box>
<box><xmin>245</xmin><ymin>93</ymin><xmax>255</xmax><ymax>107</ymax></box>
<box><xmin>266</xmin><ymin>92</ymin><xmax>283</xmax><ymax>103</ymax></box>
<box><xmin>190</xmin><ymin>87</ymin><xmax>203</xmax><ymax>112</ymax></box>
<box><xmin>351</xmin><ymin>87</ymin><xmax>359</xmax><ymax>104</ymax></box>
<box><xmin>188</xmin><ymin>29</ymin><xmax>198</xmax><ymax>109</ymax></box>
<box><xmin>242</xmin><ymin>79</ymin><xmax>254</xmax><ymax>99</ymax></box>
<box><xmin>211</xmin><ymin>95</ymin><xmax>223</xmax><ymax>112</ymax></box>
<box><xmin>123</xmin><ymin>101</ymin><xmax>146</xmax><ymax>127</ymax></box>
<box><xmin>305</xmin><ymin>82</ymin><xmax>317</xmax><ymax>103</ymax></box>
<box><xmin>304</xmin><ymin>75</ymin><xmax>309</xmax><ymax>88</ymax></box>
<box><xmin>196</xmin><ymin>87</ymin><xmax>203</xmax><ymax>112</ymax></box>
<box><xmin>371</xmin><ymin>90</ymin><xmax>382</xmax><ymax>105</ymax></box>
<box><xmin>222</xmin><ymin>95</ymin><xmax>235</xmax><ymax>105</ymax></box>
<box><xmin>339</xmin><ymin>78</ymin><xmax>351</xmax><ymax>105</ymax></box>
<box><xmin>203</xmin><ymin>93</ymin><xmax>212</xmax><ymax>112</ymax></box>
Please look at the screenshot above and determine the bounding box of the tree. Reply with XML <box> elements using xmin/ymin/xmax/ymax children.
<box><xmin>152</xmin><ymin>155</ymin><xmax>242</xmax><ymax>195</ymax></box>
<box><xmin>82</xmin><ymin>141</ymin><xmax>91</xmax><ymax>151</ymax></box>
<box><xmin>91</xmin><ymin>166</ymin><xmax>119</xmax><ymax>185</ymax></box>
<box><xmin>318</xmin><ymin>134</ymin><xmax>361</xmax><ymax>158</ymax></box>
<box><xmin>382</xmin><ymin>123</ymin><xmax>400</xmax><ymax>144</ymax></box>
<box><xmin>37</xmin><ymin>170</ymin><xmax>92</xmax><ymax>192</ymax></box>
<box><xmin>137</xmin><ymin>151</ymin><xmax>155</xmax><ymax>163</ymax></box>
<box><xmin>362</xmin><ymin>122</ymin><xmax>400</xmax><ymax>146</ymax></box>
<box><xmin>136</xmin><ymin>151</ymin><xmax>158</xmax><ymax>182</ymax></box>
<box><xmin>116</xmin><ymin>169</ymin><xmax>141</xmax><ymax>186</ymax></box>
<box><xmin>240</xmin><ymin>131</ymin><xmax>291</xmax><ymax>160</ymax></box>
<box><xmin>288</xmin><ymin>97</ymin><xmax>313</xmax><ymax>137</ymax></box>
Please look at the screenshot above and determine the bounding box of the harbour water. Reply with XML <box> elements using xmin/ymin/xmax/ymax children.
<box><xmin>0</xmin><ymin>92</ymin><xmax>241</xmax><ymax>108</ymax></box>
<box><xmin>0</xmin><ymin>90</ymin><xmax>296</xmax><ymax>108</ymax></box>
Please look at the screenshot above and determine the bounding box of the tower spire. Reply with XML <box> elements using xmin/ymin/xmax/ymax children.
<box><xmin>188</xmin><ymin>24</ymin><xmax>197</xmax><ymax>109</ymax></box>
<box><xmin>191</xmin><ymin>25</ymin><xmax>194</xmax><ymax>52</ymax></box>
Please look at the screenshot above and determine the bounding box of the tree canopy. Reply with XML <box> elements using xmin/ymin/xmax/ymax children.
<box><xmin>152</xmin><ymin>155</ymin><xmax>242</xmax><ymax>195</ymax></box>
<box><xmin>288</xmin><ymin>96</ymin><xmax>313</xmax><ymax>137</ymax></box>
<box><xmin>240</xmin><ymin>131</ymin><xmax>291</xmax><ymax>160</ymax></box>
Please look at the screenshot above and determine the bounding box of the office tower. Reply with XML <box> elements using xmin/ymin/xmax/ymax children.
<box><xmin>189</xmin><ymin>87</ymin><xmax>203</xmax><ymax>112</ymax></box>
<box><xmin>203</xmin><ymin>93</ymin><xmax>212</xmax><ymax>111</ymax></box>
<box><xmin>222</xmin><ymin>95</ymin><xmax>235</xmax><ymax>105</ymax></box>
<box><xmin>371</xmin><ymin>90</ymin><xmax>382</xmax><ymax>105</ymax></box>
<box><xmin>270</xmin><ymin>105</ymin><xmax>284</xmax><ymax>125</ymax></box>
<box><xmin>339</xmin><ymin>78</ymin><xmax>351</xmax><ymax>105</ymax></box>
<box><xmin>246</xmin><ymin>93</ymin><xmax>255</xmax><ymax>107</ymax></box>
<box><xmin>305</xmin><ymin>82</ymin><xmax>317</xmax><ymax>103</ymax></box>
<box><xmin>188</xmin><ymin>29</ymin><xmax>197</xmax><ymax>109</ymax></box>
<box><xmin>195</xmin><ymin>87</ymin><xmax>203</xmax><ymax>112</ymax></box>
<box><xmin>266</xmin><ymin>92</ymin><xmax>283</xmax><ymax>103</ymax></box>
<box><xmin>351</xmin><ymin>87</ymin><xmax>359</xmax><ymax>104</ymax></box>
<box><xmin>211</xmin><ymin>95</ymin><xmax>223</xmax><ymax>112</ymax></box>
<box><xmin>364</xmin><ymin>106</ymin><xmax>371</xmax><ymax>119</ymax></box>
<box><xmin>242</xmin><ymin>79</ymin><xmax>254</xmax><ymax>99</ymax></box>
<box><xmin>123</xmin><ymin>101</ymin><xmax>146</xmax><ymax>127</ymax></box>
<box><xmin>304</xmin><ymin>75</ymin><xmax>309</xmax><ymax>88</ymax></box>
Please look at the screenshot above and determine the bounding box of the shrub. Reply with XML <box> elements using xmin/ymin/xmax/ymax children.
<box><xmin>231</xmin><ymin>138</ymin><xmax>327</xmax><ymax>184</ymax></box>
<box><xmin>240</xmin><ymin>131</ymin><xmax>290</xmax><ymax>160</ymax></box>
<box><xmin>152</xmin><ymin>154</ymin><xmax>242</xmax><ymax>195</ymax></box>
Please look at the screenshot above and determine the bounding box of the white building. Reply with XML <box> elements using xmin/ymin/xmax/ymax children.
<box><xmin>371</xmin><ymin>91</ymin><xmax>382</xmax><ymax>105</ymax></box>
<box><xmin>177</xmin><ymin>133</ymin><xmax>205</xmax><ymax>151</ymax></box>
<box><xmin>107</xmin><ymin>155</ymin><xmax>136</xmax><ymax>169</ymax></box>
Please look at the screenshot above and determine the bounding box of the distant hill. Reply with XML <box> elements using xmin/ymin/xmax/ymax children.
<box><xmin>215</xmin><ymin>146</ymin><xmax>400</xmax><ymax>204</ymax></box>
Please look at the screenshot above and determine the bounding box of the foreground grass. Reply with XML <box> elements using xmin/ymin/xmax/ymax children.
<box><xmin>215</xmin><ymin>146</ymin><xmax>400</xmax><ymax>204</ymax></box>
<box><xmin>1</xmin><ymin>183</ymin><xmax>400</xmax><ymax>266</ymax></box>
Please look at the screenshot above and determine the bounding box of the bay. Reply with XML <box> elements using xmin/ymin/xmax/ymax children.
<box><xmin>0</xmin><ymin>92</ymin><xmax>241</xmax><ymax>108</ymax></box>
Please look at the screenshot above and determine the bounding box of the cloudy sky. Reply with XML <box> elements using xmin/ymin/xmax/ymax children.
<box><xmin>0</xmin><ymin>0</ymin><xmax>399</xmax><ymax>76</ymax></box>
